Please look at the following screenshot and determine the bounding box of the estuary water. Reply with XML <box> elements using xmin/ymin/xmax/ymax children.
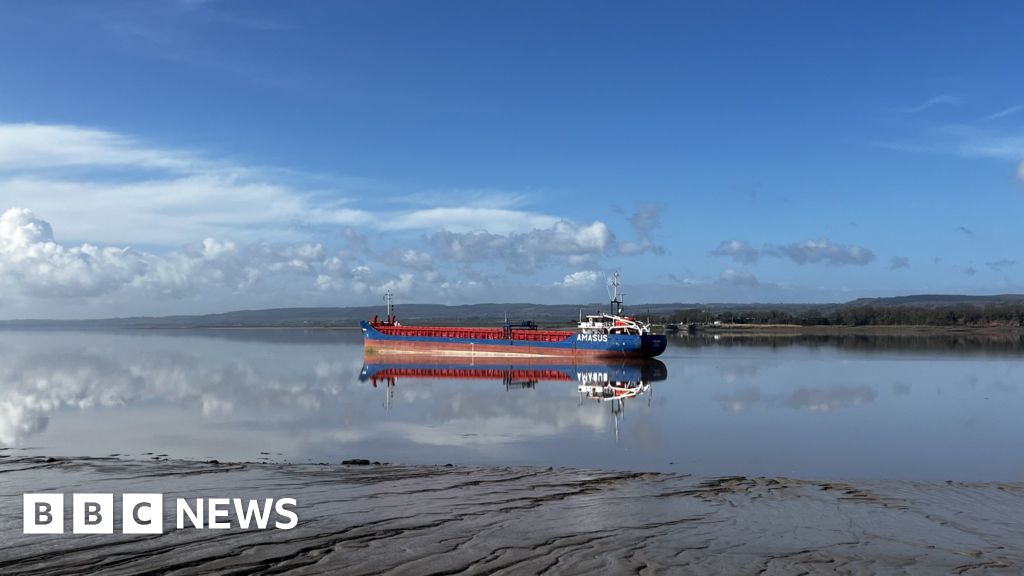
<box><xmin>1</xmin><ymin>329</ymin><xmax>1022</xmax><ymax>481</ymax></box>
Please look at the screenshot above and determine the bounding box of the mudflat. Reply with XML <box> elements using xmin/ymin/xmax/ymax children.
<box><xmin>2</xmin><ymin>456</ymin><xmax>1022</xmax><ymax>575</ymax></box>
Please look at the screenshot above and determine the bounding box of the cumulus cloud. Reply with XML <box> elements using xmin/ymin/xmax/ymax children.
<box><xmin>314</xmin><ymin>263</ymin><xmax>415</xmax><ymax>297</ymax></box>
<box><xmin>0</xmin><ymin>207</ymin><xmax>147</xmax><ymax>298</ymax></box>
<box><xmin>717</xmin><ymin>268</ymin><xmax>759</xmax><ymax>287</ymax></box>
<box><xmin>430</xmin><ymin>220</ymin><xmax>614</xmax><ymax>272</ymax></box>
<box><xmin>0</xmin><ymin>207</ymin><xmax>416</xmax><ymax>303</ymax></box>
<box><xmin>710</xmin><ymin>240</ymin><xmax>760</xmax><ymax>264</ymax></box>
<box><xmin>555</xmin><ymin>270</ymin><xmax>602</xmax><ymax>288</ymax></box>
<box><xmin>767</xmin><ymin>237</ymin><xmax>875</xmax><ymax>266</ymax></box>
<box><xmin>889</xmin><ymin>256</ymin><xmax>910</xmax><ymax>270</ymax></box>
<box><xmin>386</xmin><ymin>249</ymin><xmax>434</xmax><ymax>271</ymax></box>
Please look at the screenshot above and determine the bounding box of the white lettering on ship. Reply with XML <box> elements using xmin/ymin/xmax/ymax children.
<box><xmin>577</xmin><ymin>334</ymin><xmax>608</xmax><ymax>343</ymax></box>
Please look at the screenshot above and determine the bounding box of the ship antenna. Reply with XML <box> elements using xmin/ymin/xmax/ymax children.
<box><xmin>609</xmin><ymin>271</ymin><xmax>624</xmax><ymax>315</ymax></box>
<box><xmin>384</xmin><ymin>290</ymin><xmax>393</xmax><ymax>319</ymax></box>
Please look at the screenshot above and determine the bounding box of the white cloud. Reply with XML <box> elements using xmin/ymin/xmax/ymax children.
<box><xmin>710</xmin><ymin>239</ymin><xmax>760</xmax><ymax>264</ymax></box>
<box><xmin>0</xmin><ymin>123</ymin><xmax>574</xmax><ymax>244</ymax></box>
<box><xmin>431</xmin><ymin>220</ymin><xmax>615</xmax><ymax>272</ymax></box>
<box><xmin>0</xmin><ymin>174</ymin><xmax>371</xmax><ymax>245</ymax></box>
<box><xmin>0</xmin><ymin>207</ymin><xmax>147</xmax><ymax>297</ymax></box>
<box><xmin>555</xmin><ymin>270</ymin><xmax>602</xmax><ymax>288</ymax></box>
<box><xmin>717</xmin><ymin>268</ymin><xmax>759</xmax><ymax>287</ymax></box>
<box><xmin>0</xmin><ymin>205</ymin><xmax>650</xmax><ymax>314</ymax></box>
<box><xmin>767</xmin><ymin>237</ymin><xmax>875</xmax><ymax>266</ymax></box>
<box><xmin>0</xmin><ymin>123</ymin><xmax>198</xmax><ymax>172</ymax></box>
<box><xmin>882</xmin><ymin>123</ymin><xmax>1024</xmax><ymax>179</ymax></box>
<box><xmin>0</xmin><ymin>122</ymin><xmax>373</xmax><ymax>245</ymax></box>
<box><xmin>393</xmin><ymin>249</ymin><xmax>434</xmax><ymax>271</ymax></box>
<box><xmin>0</xmin><ymin>122</ymin><xmax>670</xmax><ymax>315</ymax></box>
<box><xmin>0</xmin><ymin>207</ymin><xmax>338</xmax><ymax>301</ymax></box>
<box><xmin>380</xmin><ymin>207</ymin><xmax>559</xmax><ymax>235</ymax></box>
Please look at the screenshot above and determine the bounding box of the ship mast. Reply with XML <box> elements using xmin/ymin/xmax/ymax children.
<box><xmin>384</xmin><ymin>290</ymin><xmax>394</xmax><ymax>321</ymax></box>
<box><xmin>609</xmin><ymin>271</ymin><xmax>624</xmax><ymax>315</ymax></box>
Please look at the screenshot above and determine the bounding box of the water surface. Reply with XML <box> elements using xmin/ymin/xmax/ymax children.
<box><xmin>1</xmin><ymin>329</ymin><xmax>1021</xmax><ymax>481</ymax></box>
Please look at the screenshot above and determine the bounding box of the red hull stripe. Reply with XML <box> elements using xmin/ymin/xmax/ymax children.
<box><xmin>363</xmin><ymin>338</ymin><xmax>650</xmax><ymax>358</ymax></box>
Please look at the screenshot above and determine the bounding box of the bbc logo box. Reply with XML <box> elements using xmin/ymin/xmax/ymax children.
<box><xmin>23</xmin><ymin>493</ymin><xmax>297</xmax><ymax>534</ymax></box>
<box><xmin>24</xmin><ymin>493</ymin><xmax>163</xmax><ymax>535</ymax></box>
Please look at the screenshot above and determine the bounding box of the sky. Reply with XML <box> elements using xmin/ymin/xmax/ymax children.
<box><xmin>0</xmin><ymin>0</ymin><xmax>1022</xmax><ymax>319</ymax></box>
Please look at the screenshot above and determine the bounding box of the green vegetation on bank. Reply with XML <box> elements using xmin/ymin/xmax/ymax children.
<box><xmin>668</xmin><ymin>304</ymin><xmax>1024</xmax><ymax>327</ymax></box>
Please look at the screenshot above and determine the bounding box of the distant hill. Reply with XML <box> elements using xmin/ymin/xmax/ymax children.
<box><xmin>844</xmin><ymin>294</ymin><xmax>1024</xmax><ymax>308</ymax></box>
<box><xmin>0</xmin><ymin>302</ymin><xmax>687</xmax><ymax>329</ymax></box>
<box><xmin>1</xmin><ymin>294</ymin><xmax>1021</xmax><ymax>329</ymax></box>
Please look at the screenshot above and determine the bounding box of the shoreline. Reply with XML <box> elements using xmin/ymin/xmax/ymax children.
<box><xmin>696</xmin><ymin>324</ymin><xmax>1024</xmax><ymax>336</ymax></box>
<box><xmin>3</xmin><ymin>455</ymin><xmax>1022</xmax><ymax>574</ymax></box>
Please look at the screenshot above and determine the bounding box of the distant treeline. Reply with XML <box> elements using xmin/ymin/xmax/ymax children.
<box><xmin>668</xmin><ymin>305</ymin><xmax>1024</xmax><ymax>327</ymax></box>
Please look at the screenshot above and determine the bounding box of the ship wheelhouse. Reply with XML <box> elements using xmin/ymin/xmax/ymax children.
<box><xmin>577</xmin><ymin>313</ymin><xmax>651</xmax><ymax>336</ymax></box>
<box><xmin>575</xmin><ymin>271</ymin><xmax>653</xmax><ymax>337</ymax></box>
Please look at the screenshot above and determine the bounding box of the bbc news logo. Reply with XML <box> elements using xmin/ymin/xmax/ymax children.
<box><xmin>23</xmin><ymin>494</ymin><xmax>298</xmax><ymax>534</ymax></box>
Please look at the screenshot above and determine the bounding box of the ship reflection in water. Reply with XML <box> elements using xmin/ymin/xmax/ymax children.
<box><xmin>360</xmin><ymin>356</ymin><xmax>668</xmax><ymax>440</ymax></box>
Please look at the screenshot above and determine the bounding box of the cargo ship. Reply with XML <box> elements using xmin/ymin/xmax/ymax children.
<box><xmin>360</xmin><ymin>273</ymin><xmax>667</xmax><ymax>358</ymax></box>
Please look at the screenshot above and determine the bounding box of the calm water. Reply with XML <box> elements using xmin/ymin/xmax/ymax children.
<box><xmin>1</xmin><ymin>329</ymin><xmax>1022</xmax><ymax>481</ymax></box>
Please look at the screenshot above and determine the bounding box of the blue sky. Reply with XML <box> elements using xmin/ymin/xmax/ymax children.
<box><xmin>0</xmin><ymin>1</ymin><xmax>1022</xmax><ymax>318</ymax></box>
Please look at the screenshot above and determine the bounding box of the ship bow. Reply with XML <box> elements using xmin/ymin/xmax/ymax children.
<box><xmin>641</xmin><ymin>334</ymin><xmax>668</xmax><ymax>358</ymax></box>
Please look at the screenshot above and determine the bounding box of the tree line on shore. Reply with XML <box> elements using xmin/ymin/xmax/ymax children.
<box><xmin>667</xmin><ymin>304</ymin><xmax>1024</xmax><ymax>327</ymax></box>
